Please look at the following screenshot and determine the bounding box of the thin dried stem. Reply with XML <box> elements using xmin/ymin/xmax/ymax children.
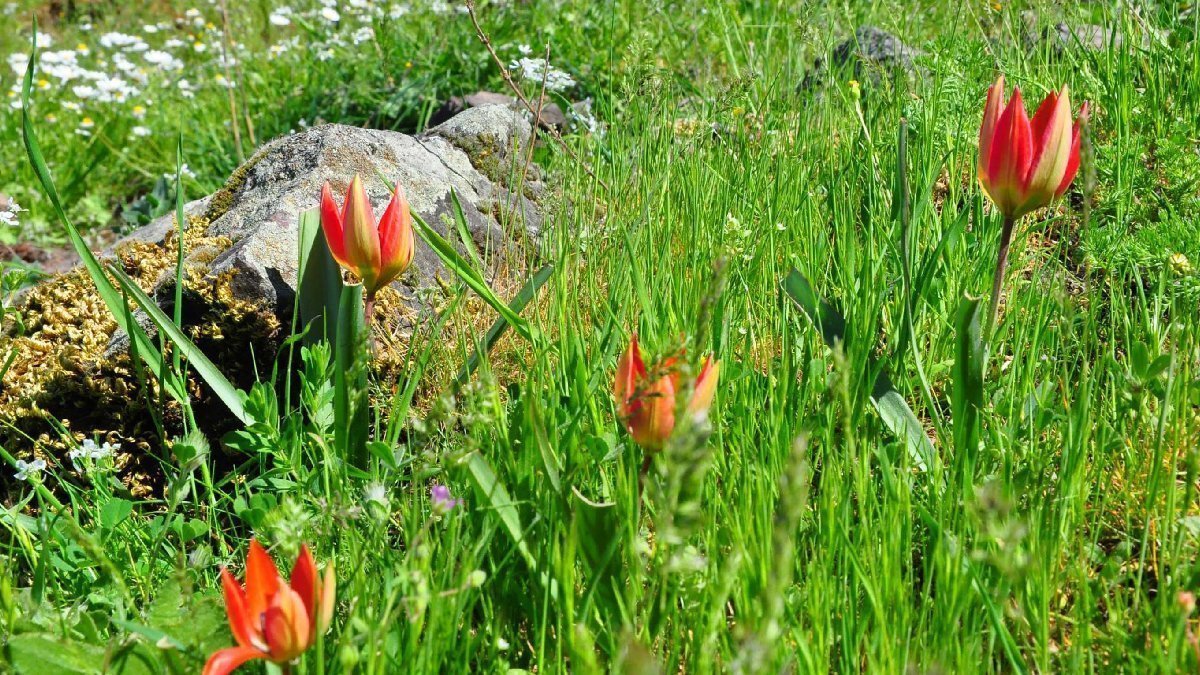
<box><xmin>216</xmin><ymin>0</ymin><xmax>244</xmax><ymax>161</ymax></box>
<box><xmin>464</xmin><ymin>0</ymin><xmax>609</xmax><ymax>192</ymax></box>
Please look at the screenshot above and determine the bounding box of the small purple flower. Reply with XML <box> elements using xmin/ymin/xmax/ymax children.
<box><xmin>431</xmin><ymin>484</ymin><xmax>462</xmax><ymax>514</ymax></box>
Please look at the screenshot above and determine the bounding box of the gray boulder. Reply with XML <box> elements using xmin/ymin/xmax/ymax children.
<box><xmin>1020</xmin><ymin>12</ymin><xmax>1154</xmax><ymax>55</ymax></box>
<box><xmin>107</xmin><ymin>105</ymin><xmax>545</xmax><ymax>355</ymax></box>
<box><xmin>430</xmin><ymin>90</ymin><xmax>569</xmax><ymax>132</ymax></box>
<box><xmin>801</xmin><ymin>26</ymin><xmax>925</xmax><ymax>91</ymax></box>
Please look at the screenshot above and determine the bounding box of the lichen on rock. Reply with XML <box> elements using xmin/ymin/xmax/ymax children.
<box><xmin>0</xmin><ymin>105</ymin><xmax>550</xmax><ymax>501</ymax></box>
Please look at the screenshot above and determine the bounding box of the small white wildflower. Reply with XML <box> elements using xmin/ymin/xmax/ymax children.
<box><xmin>316</xmin><ymin>48</ymin><xmax>335</xmax><ymax>61</ymax></box>
<box><xmin>7</xmin><ymin>52</ymin><xmax>29</xmax><ymax>77</ymax></box>
<box><xmin>517</xmin><ymin>44</ymin><xmax>532</xmax><ymax>56</ymax></box>
<box><xmin>508</xmin><ymin>56</ymin><xmax>576</xmax><ymax>92</ymax></box>
<box><xmin>0</xmin><ymin>198</ymin><xmax>24</xmax><ymax>228</ymax></box>
<box><xmin>351</xmin><ymin>26</ymin><xmax>374</xmax><ymax>44</ymax></box>
<box><xmin>193</xmin><ymin>41</ymin><xmax>207</xmax><ymax>53</ymax></box>
<box><xmin>144</xmin><ymin>50</ymin><xmax>183</xmax><ymax>70</ymax></box>
<box><xmin>131</xmin><ymin>125</ymin><xmax>151</xmax><ymax>137</ymax></box>
<box><xmin>388</xmin><ymin>3</ymin><xmax>410</xmax><ymax>18</ymax></box>
<box><xmin>164</xmin><ymin>163</ymin><xmax>196</xmax><ymax>180</ymax></box>
<box><xmin>14</xmin><ymin>458</ymin><xmax>47</xmax><ymax>481</ymax></box>
<box><xmin>269</xmin><ymin>11</ymin><xmax>291</xmax><ymax>26</ymax></box>
<box><xmin>93</xmin><ymin>441</ymin><xmax>117</xmax><ymax>460</ymax></box>
<box><xmin>164</xmin><ymin>38</ymin><xmax>186</xmax><ymax>49</ymax></box>
<box><xmin>496</xmin><ymin>637</ymin><xmax>510</xmax><ymax>651</ymax></box>
<box><xmin>143</xmin><ymin>24</ymin><xmax>159</xmax><ymax>34</ymax></box>
<box><xmin>321</xmin><ymin>7</ymin><xmax>340</xmax><ymax>22</ymax></box>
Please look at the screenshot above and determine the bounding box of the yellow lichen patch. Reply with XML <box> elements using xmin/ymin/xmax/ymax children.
<box><xmin>203</xmin><ymin>150</ymin><xmax>266</xmax><ymax>224</ymax></box>
<box><xmin>0</xmin><ymin>214</ymin><xmax>281</xmax><ymax>499</ymax></box>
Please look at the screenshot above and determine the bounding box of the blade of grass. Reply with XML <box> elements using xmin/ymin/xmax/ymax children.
<box><xmin>454</xmin><ymin>263</ymin><xmax>554</xmax><ymax>387</ymax></box>
<box><xmin>107</xmin><ymin>265</ymin><xmax>249</xmax><ymax>424</ymax></box>
<box><xmin>19</xmin><ymin>30</ymin><xmax>188</xmax><ymax>405</ymax></box>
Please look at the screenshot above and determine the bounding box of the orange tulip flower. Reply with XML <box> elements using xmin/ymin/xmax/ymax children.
<box><xmin>320</xmin><ymin>174</ymin><xmax>415</xmax><ymax>302</ymax></box>
<box><xmin>204</xmin><ymin>540</ymin><xmax>335</xmax><ymax>675</ymax></box>
<box><xmin>613</xmin><ymin>333</ymin><xmax>719</xmax><ymax>452</ymax></box>
<box><xmin>978</xmin><ymin>75</ymin><xmax>1088</xmax><ymax>220</ymax></box>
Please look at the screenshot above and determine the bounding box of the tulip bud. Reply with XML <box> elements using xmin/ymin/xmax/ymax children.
<box><xmin>613</xmin><ymin>334</ymin><xmax>719</xmax><ymax>452</ymax></box>
<box><xmin>320</xmin><ymin>174</ymin><xmax>416</xmax><ymax>299</ymax></box>
<box><xmin>978</xmin><ymin>76</ymin><xmax>1087</xmax><ymax>220</ymax></box>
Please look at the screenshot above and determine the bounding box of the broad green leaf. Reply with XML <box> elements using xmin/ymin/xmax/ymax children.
<box><xmin>334</xmin><ymin>283</ymin><xmax>369</xmax><ymax>468</ymax></box>
<box><xmin>5</xmin><ymin>634</ymin><xmax>105</xmax><ymax>674</ymax></box>
<box><xmin>297</xmin><ymin>207</ymin><xmax>344</xmax><ymax>346</ymax></box>
<box><xmin>466</xmin><ymin>453</ymin><xmax>535</xmax><ymax>570</ymax></box>
<box><xmin>783</xmin><ymin>268</ymin><xmax>932</xmax><ymax>471</ymax></box>
<box><xmin>98</xmin><ymin>499</ymin><xmax>133</xmax><ymax>531</ymax></box>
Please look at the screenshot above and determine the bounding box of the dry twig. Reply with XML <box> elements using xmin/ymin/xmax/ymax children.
<box><xmin>464</xmin><ymin>0</ymin><xmax>609</xmax><ymax>192</ymax></box>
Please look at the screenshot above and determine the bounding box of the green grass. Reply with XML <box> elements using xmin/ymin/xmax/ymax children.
<box><xmin>3</xmin><ymin>0</ymin><xmax>1200</xmax><ymax>673</ymax></box>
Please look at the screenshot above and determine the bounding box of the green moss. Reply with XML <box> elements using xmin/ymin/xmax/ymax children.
<box><xmin>203</xmin><ymin>149</ymin><xmax>267</xmax><ymax>225</ymax></box>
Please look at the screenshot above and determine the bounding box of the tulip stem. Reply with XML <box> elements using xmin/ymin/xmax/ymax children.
<box><xmin>363</xmin><ymin>294</ymin><xmax>375</xmax><ymax>329</ymax></box>
<box><xmin>637</xmin><ymin>453</ymin><xmax>653</xmax><ymax>506</ymax></box>
<box><xmin>986</xmin><ymin>216</ymin><xmax>1017</xmax><ymax>341</ymax></box>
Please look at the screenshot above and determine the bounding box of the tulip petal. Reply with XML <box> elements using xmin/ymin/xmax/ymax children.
<box><xmin>320</xmin><ymin>182</ymin><xmax>350</xmax><ymax>268</ymax></box>
<box><xmin>1056</xmin><ymin>101</ymin><xmax>1088</xmax><ymax>197</ymax></box>
<box><xmin>978</xmin><ymin>76</ymin><xmax>1005</xmax><ymax>182</ymax></box>
<box><xmin>289</xmin><ymin>545</ymin><xmax>318</xmax><ymax>626</ymax></box>
<box><xmin>986</xmin><ymin>87</ymin><xmax>1033</xmax><ymax>217</ymax></box>
<box><xmin>687</xmin><ymin>357</ymin><xmax>720</xmax><ymax>418</ymax></box>
<box><xmin>1027</xmin><ymin>89</ymin><xmax>1058</xmax><ymax>144</ymax></box>
<box><xmin>1022</xmin><ymin>85</ymin><xmax>1073</xmax><ymax>213</ymax></box>
<box><xmin>318</xmin><ymin>563</ymin><xmax>336</xmax><ymax>635</ymax></box>
<box><xmin>264</xmin><ymin>585</ymin><xmax>311</xmax><ymax>662</ymax></box>
<box><xmin>341</xmin><ymin>174</ymin><xmax>382</xmax><ymax>290</ymax></box>
<box><xmin>375</xmin><ymin>184</ymin><xmax>416</xmax><ymax>294</ymax></box>
<box><xmin>245</xmin><ymin>540</ymin><xmax>281</xmax><ymax>634</ymax></box>
<box><xmin>613</xmin><ymin>334</ymin><xmax>647</xmax><ymax>413</ymax></box>
<box><xmin>625</xmin><ymin>370</ymin><xmax>675</xmax><ymax>452</ymax></box>
<box><xmin>202</xmin><ymin>646</ymin><xmax>266</xmax><ymax>675</ymax></box>
<box><xmin>221</xmin><ymin>568</ymin><xmax>265</xmax><ymax>651</ymax></box>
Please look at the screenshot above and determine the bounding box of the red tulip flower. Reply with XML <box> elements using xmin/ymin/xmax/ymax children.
<box><xmin>204</xmin><ymin>540</ymin><xmax>336</xmax><ymax>675</ymax></box>
<box><xmin>320</xmin><ymin>174</ymin><xmax>415</xmax><ymax>302</ymax></box>
<box><xmin>613</xmin><ymin>334</ymin><xmax>720</xmax><ymax>453</ymax></box>
<box><xmin>978</xmin><ymin>76</ymin><xmax>1088</xmax><ymax>220</ymax></box>
<box><xmin>977</xmin><ymin>76</ymin><xmax>1089</xmax><ymax>335</ymax></box>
